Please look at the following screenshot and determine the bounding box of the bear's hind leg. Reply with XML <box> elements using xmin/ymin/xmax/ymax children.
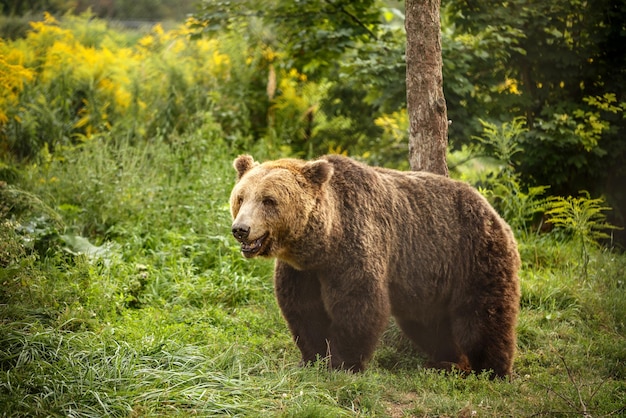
<box><xmin>452</xmin><ymin>305</ymin><xmax>517</xmax><ymax>378</ymax></box>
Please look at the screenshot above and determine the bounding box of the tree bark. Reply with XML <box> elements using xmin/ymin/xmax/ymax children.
<box><xmin>405</xmin><ymin>0</ymin><xmax>449</xmax><ymax>176</ymax></box>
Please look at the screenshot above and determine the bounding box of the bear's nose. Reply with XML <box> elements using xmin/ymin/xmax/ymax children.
<box><xmin>232</xmin><ymin>224</ymin><xmax>250</xmax><ymax>241</ymax></box>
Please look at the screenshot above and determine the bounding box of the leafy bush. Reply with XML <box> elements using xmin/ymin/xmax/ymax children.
<box><xmin>455</xmin><ymin>117</ymin><xmax>621</xmax><ymax>257</ymax></box>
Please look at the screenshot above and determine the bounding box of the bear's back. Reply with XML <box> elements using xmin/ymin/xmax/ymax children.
<box><xmin>321</xmin><ymin>154</ymin><xmax>518</xmax><ymax>293</ymax></box>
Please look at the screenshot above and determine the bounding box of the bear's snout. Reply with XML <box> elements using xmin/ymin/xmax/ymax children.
<box><xmin>232</xmin><ymin>223</ymin><xmax>250</xmax><ymax>241</ymax></box>
<box><xmin>231</xmin><ymin>222</ymin><xmax>270</xmax><ymax>258</ymax></box>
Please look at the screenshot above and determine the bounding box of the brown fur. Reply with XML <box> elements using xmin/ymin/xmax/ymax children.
<box><xmin>230</xmin><ymin>154</ymin><xmax>521</xmax><ymax>376</ymax></box>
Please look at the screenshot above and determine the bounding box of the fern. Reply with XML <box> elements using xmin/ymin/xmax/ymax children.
<box><xmin>473</xmin><ymin>116</ymin><xmax>526</xmax><ymax>167</ymax></box>
<box><xmin>545</xmin><ymin>191</ymin><xmax>620</xmax><ymax>278</ymax></box>
<box><xmin>484</xmin><ymin>174</ymin><xmax>549</xmax><ymax>238</ymax></box>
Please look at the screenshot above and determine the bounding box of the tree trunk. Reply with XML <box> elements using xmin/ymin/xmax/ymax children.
<box><xmin>405</xmin><ymin>0</ymin><xmax>449</xmax><ymax>176</ymax></box>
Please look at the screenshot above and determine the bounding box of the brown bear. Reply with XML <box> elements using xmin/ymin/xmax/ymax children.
<box><xmin>229</xmin><ymin>154</ymin><xmax>521</xmax><ymax>377</ymax></box>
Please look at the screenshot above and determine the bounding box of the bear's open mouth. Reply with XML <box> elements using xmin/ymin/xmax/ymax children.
<box><xmin>240</xmin><ymin>232</ymin><xmax>269</xmax><ymax>257</ymax></box>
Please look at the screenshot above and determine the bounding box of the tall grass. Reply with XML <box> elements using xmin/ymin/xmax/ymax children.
<box><xmin>2</xmin><ymin>129</ymin><xmax>626</xmax><ymax>416</ymax></box>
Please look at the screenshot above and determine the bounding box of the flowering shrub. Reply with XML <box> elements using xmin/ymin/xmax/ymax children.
<box><xmin>1</xmin><ymin>12</ymin><xmax>404</xmax><ymax>165</ymax></box>
<box><xmin>0</xmin><ymin>13</ymin><xmax>232</xmax><ymax>158</ymax></box>
<box><xmin>0</xmin><ymin>40</ymin><xmax>34</xmax><ymax>125</ymax></box>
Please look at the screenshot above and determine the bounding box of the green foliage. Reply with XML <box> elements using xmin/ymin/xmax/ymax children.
<box><xmin>1</xmin><ymin>0</ymin><xmax>73</xmax><ymax>16</ymax></box>
<box><xmin>441</xmin><ymin>10</ymin><xmax>527</xmax><ymax>148</ymax></box>
<box><xmin>483</xmin><ymin>175</ymin><xmax>550</xmax><ymax>240</ymax></box>
<box><xmin>2</xmin><ymin>12</ymin><xmax>393</xmax><ymax>162</ymax></box>
<box><xmin>193</xmin><ymin>0</ymin><xmax>381</xmax><ymax>75</ymax></box>
<box><xmin>457</xmin><ymin>117</ymin><xmax>621</xmax><ymax>261</ymax></box>
<box><xmin>191</xmin><ymin>0</ymin><xmax>407</xmax><ymax>164</ymax></box>
<box><xmin>444</xmin><ymin>0</ymin><xmax>626</xmax><ymax>197</ymax></box>
<box><xmin>105</xmin><ymin>0</ymin><xmax>197</xmax><ymax>21</ymax></box>
<box><xmin>546</xmin><ymin>192</ymin><xmax>618</xmax><ymax>245</ymax></box>
<box><xmin>474</xmin><ymin>117</ymin><xmax>526</xmax><ymax>166</ymax></box>
<box><xmin>545</xmin><ymin>191</ymin><xmax>621</xmax><ymax>278</ymax></box>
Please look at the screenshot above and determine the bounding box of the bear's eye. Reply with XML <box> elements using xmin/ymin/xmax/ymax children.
<box><xmin>237</xmin><ymin>196</ymin><xmax>243</xmax><ymax>206</ymax></box>
<box><xmin>262</xmin><ymin>197</ymin><xmax>277</xmax><ymax>207</ymax></box>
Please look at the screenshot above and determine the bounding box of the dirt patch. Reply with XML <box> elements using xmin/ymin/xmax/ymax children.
<box><xmin>384</xmin><ymin>392</ymin><xmax>420</xmax><ymax>418</ymax></box>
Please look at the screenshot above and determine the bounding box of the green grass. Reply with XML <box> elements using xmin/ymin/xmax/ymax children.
<box><xmin>1</xmin><ymin>132</ymin><xmax>625</xmax><ymax>417</ymax></box>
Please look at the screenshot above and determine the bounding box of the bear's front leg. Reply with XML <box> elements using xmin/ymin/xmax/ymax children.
<box><xmin>321</xmin><ymin>269</ymin><xmax>391</xmax><ymax>372</ymax></box>
<box><xmin>274</xmin><ymin>261</ymin><xmax>332</xmax><ymax>365</ymax></box>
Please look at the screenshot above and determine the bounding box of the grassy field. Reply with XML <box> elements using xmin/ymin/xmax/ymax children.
<box><xmin>1</xmin><ymin>129</ymin><xmax>625</xmax><ymax>417</ymax></box>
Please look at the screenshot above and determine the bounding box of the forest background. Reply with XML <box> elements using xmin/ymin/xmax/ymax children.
<box><xmin>0</xmin><ymin>0</ymin><xmax>625</xmax><ymax>416</ymax></box>
<box><xmin>2</xmin><ymin>0</ymin><xmax>625</xmax><ymax>243</ymax></box>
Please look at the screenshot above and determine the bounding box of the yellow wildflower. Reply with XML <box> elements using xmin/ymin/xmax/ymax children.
<box><xmin>153</xmin><ymin>23</ymin><xmax>164</xmax><ymax>37</ymax></box>
<box><xmin>138</xmin><ymin>34</ymin><xmax>154</xmax><ymax>48</ymax></box>
<box><xmin>0</xmin><ymin>41</ymin><xmax>35</xmax><ymax>125</ymax></box>
<box><xmin>497</xmin><ymin>78</ymin><xmax>522</xmax><ymax>95</ymax></box>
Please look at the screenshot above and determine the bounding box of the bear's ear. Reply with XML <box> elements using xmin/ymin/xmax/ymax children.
<box><xmin>302</xmin><ymin>160</ymin><xmax>333</xmax><ymax>188</ymax></box>
<box><xmin>233</xmin><ymin>155</ymin><xmax>257</xmax><ymax>180</ymax></box>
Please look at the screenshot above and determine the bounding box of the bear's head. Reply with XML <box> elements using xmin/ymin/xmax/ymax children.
<box><xmin>229</xmin><ymin>155</ymin><xmax>333</xmax><ymax>262</ymax></box>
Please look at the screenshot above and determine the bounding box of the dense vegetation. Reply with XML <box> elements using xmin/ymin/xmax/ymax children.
<box><xmin>3</xmin><ymin>1</ymin><xmax>625</xmax><ymax>240</ymax></box>
<box><xmin>1</xmin><ymin>0</ymin><xmax>197</xmax><ymax>21</ymax></box>
<box><xmin>193</xmin><ymin>0</ymin><xmax>626</xmax><ymax>243</ymax></box>
<box><xmin>0</xmin><ymin>9</ymin><xmax>625</xmax><ymax>417</ymax></box>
